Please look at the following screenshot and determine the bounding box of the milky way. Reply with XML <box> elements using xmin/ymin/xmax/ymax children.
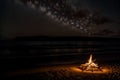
<box><xmin>12</xmin><ymin>0</ymin><xmax>112</xmax><ymax>35</ymax></box>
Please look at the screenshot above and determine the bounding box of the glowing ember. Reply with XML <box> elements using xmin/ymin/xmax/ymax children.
<box><xmin>79</xmin><ymin>54</ymin><xmax>102</xmax><ymax>72</ymax></box>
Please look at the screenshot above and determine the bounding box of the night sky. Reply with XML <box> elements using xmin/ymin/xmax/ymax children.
<box><xmin>0</xmin><ymin>0</ymin><xmax>120</xmax><ymax>39</ymax></box>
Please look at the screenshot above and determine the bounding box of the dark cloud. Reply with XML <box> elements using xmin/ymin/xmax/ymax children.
<box><xmin>92</xmin><ymin>29</ymin><xmax>114</xmax><ymax>36</ymax></box>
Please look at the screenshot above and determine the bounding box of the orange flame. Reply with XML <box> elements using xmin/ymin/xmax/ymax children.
<box><xmin>87</xmin><ymin>54</ymin><xmax>98</xmax><ymax>68</ymax></box>
<box><xmin>88</xmin><ymin>54</ymin><xmax>92</xmax><ymax>64</ymax></box>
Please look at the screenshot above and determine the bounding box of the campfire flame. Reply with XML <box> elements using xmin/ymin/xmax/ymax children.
<box><xmin>88</xmin><ymin>54</ymin><xmax>92</xmax><ymax>64</ymax></box>
<box><xmin>87</xmin><ymin>54</ymin><xmax>98</xmax><ymax>69</ymax></box>
<box><xmin>79</xmin><ymin>54</ymin><xmax>102</xmax><ymax>72</ymax></box>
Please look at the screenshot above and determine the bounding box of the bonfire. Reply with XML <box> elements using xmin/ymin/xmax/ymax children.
<box><xmin>79</xmin><ymin>54</ymin><xmax>102</xmax><ymax>72</ymax></box>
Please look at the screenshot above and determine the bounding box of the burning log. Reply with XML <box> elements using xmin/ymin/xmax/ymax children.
<box><xmin>78</xmin><ymin>54</ymin><xmax>103</xmax><ymax>72</ymax></box>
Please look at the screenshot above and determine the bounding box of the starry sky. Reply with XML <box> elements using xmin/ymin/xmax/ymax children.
<box><xmin>0</xmin><ymin>0</ymin><xmax>120</xmax><ymax>39</ymax></box>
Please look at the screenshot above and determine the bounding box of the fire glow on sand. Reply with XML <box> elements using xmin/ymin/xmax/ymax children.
<box><xmin>72</xmin><ymin>54</ymin><xmax>110</xmax><ymax>74</ymax></box>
